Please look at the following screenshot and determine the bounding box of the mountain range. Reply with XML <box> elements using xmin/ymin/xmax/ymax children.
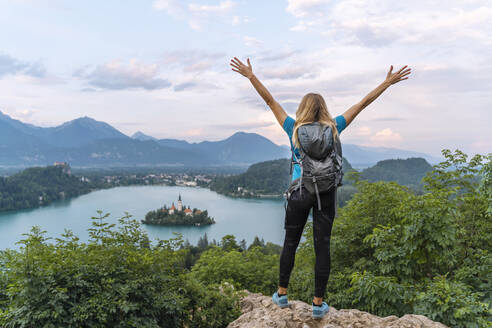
<box><xmin>0</xmin><ymin>110</ymin><xmax>440</xmax><ymax>167</ymax></box>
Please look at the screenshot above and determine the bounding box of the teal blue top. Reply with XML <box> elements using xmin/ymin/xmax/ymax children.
<box><xmin>283</xmin><ymin>115</ymin><xmax>347</xmax><ymax>181</ymax></box>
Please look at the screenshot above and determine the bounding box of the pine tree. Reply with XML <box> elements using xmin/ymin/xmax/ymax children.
<box><xmin>197</xmin><ymin>233</ymin><xmax>209</xmax><ymax>250</ymax></box>
<box><xmin>248</xmin><ymin>236</ymin><xmax>265</xmax><ymax>250</ymax></box>
<box><xmin>239</xmin><ymin>239</ymin><xmax>247</xmax><ymax>251</ymax></box>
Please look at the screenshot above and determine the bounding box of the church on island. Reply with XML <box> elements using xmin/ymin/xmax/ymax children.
<box><xmin>166</xmin><ymin>194</ymin><xmax>202</xmax><ymax>216</ymax></box>
<box><xmin>142</xmin><ymin>194</ymin><xmax>214</xmax><ymax>226</ymax></box>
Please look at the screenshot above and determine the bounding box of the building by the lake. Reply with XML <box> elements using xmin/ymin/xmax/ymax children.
<box><xmin>53</xmin><ymin>161</ymin><xmax>71</xmax><ymax>175</ymax></box>
<box><xmin>166</xmin><ymin>194</ymin><xmax>201</xmax><ymax>216</ymax></box>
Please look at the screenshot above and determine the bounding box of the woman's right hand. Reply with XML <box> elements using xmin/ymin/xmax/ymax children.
<box><xmin>385</xmin><ymin>65</ymin><xmax>412</xmax><ymax>85</ymax></box>
<box><xmin>230</xmin><ymin>57</ymin><xmax>254</xmax><ymax>79</ymax></box>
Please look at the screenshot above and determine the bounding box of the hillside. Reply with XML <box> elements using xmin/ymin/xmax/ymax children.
<box><xmin>343</xmin><ymin>143</ymin><xmax>441</xmax><ymax>167</ymax></box>
<box><xmin>208</xmin><ymin>156</ymin><xmax>434</xmax><ymax>206</ymax></box>
<box><xmin>210</xmin><ymin>159</ymin><xmax>291</xmax><ymax>197</ymax></box>
<box><xmin>56</xmin><ymin>138</ymin><xmax>210</xmax><ymax>166</ymax></box>
<box><xmin>209</xmin><ymin>157</ymin><xmax>353</xmax><ymax>198</ymax></box>
<box><xmin>360</xmin><ymin>157</ymin><xmax>433</xmax><ymax>187</ymax></box>
<box><xmin>0</xmin><ymin>164</ymin><xmax>96</xmax><ymax>212</ymax></box>
<box><xmin>210</xmin><ymin>156</ymin><xmax>431</xmax><ymax>197</ymax></box>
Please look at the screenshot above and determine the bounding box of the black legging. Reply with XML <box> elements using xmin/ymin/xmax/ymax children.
<box><xmin>279</xmin><ymin>185</ymin><xmax>336</xmax><ymax>298</ymax></box>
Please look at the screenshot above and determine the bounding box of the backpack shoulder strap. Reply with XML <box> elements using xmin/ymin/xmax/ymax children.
<box><xmin>334</xmin><ymin>133</ymin><xmax>342</xmax><ymax>157</ymax></box>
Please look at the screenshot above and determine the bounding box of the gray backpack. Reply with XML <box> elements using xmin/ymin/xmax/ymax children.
<box><xmin>286</xmin><ymin>122</ymin><xmax>343</xmax><ymax>210</ymax></box>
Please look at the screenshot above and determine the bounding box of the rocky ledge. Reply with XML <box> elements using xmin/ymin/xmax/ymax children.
<box><xmin>227</xmin><ymin>291</ymin><xmax>448</xmax><ymax>328</ymax></box>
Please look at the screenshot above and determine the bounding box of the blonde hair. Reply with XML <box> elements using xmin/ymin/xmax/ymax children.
<box><xmin>292</xmin><ymin>93</ymin><xmax>338</xmax><ymax>149</ymax></box>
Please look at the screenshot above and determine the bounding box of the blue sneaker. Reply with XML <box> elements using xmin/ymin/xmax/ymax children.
<box><xmin>312</xmin><ymin>301</ymin><xmax>329</xmax><ymax>319</ymax></box>
<box><xmin>272</xmin><ymin>291</ymin><xmax>289</xmax><ymax>308</ymax></box>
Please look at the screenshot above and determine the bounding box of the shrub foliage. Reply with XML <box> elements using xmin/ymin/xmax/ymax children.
<box><xmin>0</xmin><ymin>212</ymin><xmax>241</xmax><ymax>328</ymax></box>
<box><xmin>0</xmin><ymin>149</ymin><xmax>490</xmax><ymax>328</ymax></box>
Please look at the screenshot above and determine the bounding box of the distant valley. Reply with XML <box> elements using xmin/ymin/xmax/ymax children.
<box><xmin>0</xmin><ymin>110</ymin><xmax>440</xmax><ymax>168</ymax></box>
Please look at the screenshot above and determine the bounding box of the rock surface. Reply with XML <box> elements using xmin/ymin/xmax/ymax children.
<box><xmin>227</xmin><ymin>291</ymin><xmax>448</xmax><ymax>328</ymax></box>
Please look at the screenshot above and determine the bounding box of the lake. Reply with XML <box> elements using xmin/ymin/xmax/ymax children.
<box><xmin>0</xmin><ymin>185</ymin><xmax>292</xmax><ymax>250</ymax></box>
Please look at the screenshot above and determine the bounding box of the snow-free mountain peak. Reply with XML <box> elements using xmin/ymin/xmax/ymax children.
<box><xmin>0</xmin><ymin>114</ymin><xmax>441</xmax><ymax>167</ymax></box>
<box><xmin>132</xmin><ymin>131</ymin><xmax>157</xmax><ymax>141</ymax></box>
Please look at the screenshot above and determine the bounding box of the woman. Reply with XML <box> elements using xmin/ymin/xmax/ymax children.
<box><xmin>230</xmin><ymin>57</ymin><xmax>411</xmax><ymax>319</ymax></box>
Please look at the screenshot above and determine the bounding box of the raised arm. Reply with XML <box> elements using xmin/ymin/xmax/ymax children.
<box><xmin>230</xmin><ymin>57</ymin><xmax>287</xmax><ymax>127</ymax></box>
<box><xmin>342</xmin><ymin>65</ymin><xmax>412</xmax><ymax>127</ymax></box>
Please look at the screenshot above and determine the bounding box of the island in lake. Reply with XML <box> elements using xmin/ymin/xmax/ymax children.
<box><xmin>142</xmin><ymin>194</ymin><xmax>215</xmax><ymax>226</ymax></box>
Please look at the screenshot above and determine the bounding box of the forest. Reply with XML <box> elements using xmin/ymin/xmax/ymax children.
<box><xmin>0</xmin><ymin>165</ymin><xmax>97</xmax><ymax>212</ymax></box>
<box><xmin>0</xmin><ymin>150</ymin><xmax>490</xmax><ymax>327</ymax></box>
<box><xmin>209</xmin><ymin>158</ymin><xmax>293</xmax><ymax>197</ymax></box>
<box><xmin>209</xmin><ymin>157</ymin><xmax>433</xmax><ymax>206</ymax></box>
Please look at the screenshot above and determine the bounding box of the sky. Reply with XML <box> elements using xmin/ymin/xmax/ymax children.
<box><xmin>0</xmin><ymin>0</ymin><xmax>491</xmax><ymax>157</ymax></box>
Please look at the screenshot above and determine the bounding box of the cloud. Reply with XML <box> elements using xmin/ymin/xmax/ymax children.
<box><xmin>162</xmin><ymin>49</ymin><xmax>225</xmax><ymax>72</ymax></box>
<box><xmin>370</xmin><ymin>128</ymin><xmax>402</xmax><ymax>143</ymax></box>
<box><xmin>81</xmin><ymin>87</ymin><xmax>98</xmax><ymax>92</ymax></box>
<box><xmin>153</xmin><ymin>0</ymin><xmax>240</xmax><ymax>30</ymax></box>
<box><xmin>416</xmin><ymin>65</ymin><xmax>492</xmax><ymax>93</ymax></box>
<box><xmin>262</xmin><ymin>66</ymin><xmax>316</xmax><ymax>80</ymax></box>
<box><xmin>113</xmin><ymin>121</ymin><xmax>144</xmax><ymax>127</ymax></box>
<box><xmin>290</xmin><ymin>22</ymin><xmax>308</xmax><ymax>31</ymax></box>
<box><xmin>1</xmin><ymin>108</ymin><xmax>38</xmax><ymax>121</ymax></box>
<box><xmin>280</xmin><ymin>101</ymin><xmax>299</xmax><ymax>114</ymax></box>
<box><xmin>152</xmin><ymin>0</ymin><xmax>183</xmax><ymax>15</ymax></box>
<box><xmin>367</xmin><ymin>117</ymin><xmax>406</xmax><ymax>122</ymax></box>
<box><xmin>209</xmin><ymin>121</ymin><xmax>275</xmax><ymax>130</ymax></box>
<box><xmin>244</xmin><ymin>36</ymin><xmax>263</xmax><ymax>48</ymax></box>
<box><xmin>286</xmin><ymin>0</ymin><xmax>330</xmax><ymax>18</ymax></box>
<box><xmin>173</xmin><ymin>82</ymin><xmax>196</xmax><ymax>91</ymax></box>
<box><xmin>0</xmin><ymin>53</ymin><xmax>46</xmax><ymax>78</ymax></box>
<box><xmin>286</xmin><ymin>0</ymin><xmax>492</xmax><ymax>49</ymax></box>
<box><xmin>237</xmin><ymin>96</ymin><xmax>265</xmax><ymax>109</ymax></box>
<box><xmin>353</xmin><ymin>25</ymin><xmax>398</xmax><ymax>48</ymax></box>
<box><xmin>0</xmin><ymin>54</ymin><xmax>26</xmax><ymax>77</ymax></box>
<box><xmin>183</xmin><ymin>128</ymin><xmax>204</xmax><ymax>137</ymax></box>
<box><xmin>354</xmin><ymin>126</ymin><xmax>372</xmax><ymax>136</ymax></box>
<box><xmin>75</xmin><ymin>59</ymin><xmax>171</xmax><ymax>91</ymax></box>
<box><xmin>263</xmin><ymin>70</ymin><xmax>379</xmax><ymax>100</ymax></box>
<box><xmin>469</xmin><ymin>139</ymin><xmax>491</xmax><ymax>154</ymax></box>
<box><xmin>188</xmin><ymin>0</ymin><xmax>234</xmax><ymax>14</ymax></box>
<box><xmin>23</xmin><ymin>61</ymin><xmax>47</xmax><ymax>78</ymax></box>
<box><xmin>257</xmin><ymin>49</ymin><xmax>300</xmax><ymax>62</ymax></box>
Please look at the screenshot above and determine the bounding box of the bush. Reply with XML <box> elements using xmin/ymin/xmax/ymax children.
<box><xmin>0</xmin><ymin>212</ymin><xmax>241</xmax><ymax>328</ymax></box>
<box><xmin>1</xmin><ymin>149</ymin><xmax>490</xmax><ymax>328</ymax></box>
<box><xmin>191</xmin><ymin>245</ymin><xmax>279</xmax><ymax>295</ymax></box>
<box><xmin>413</xmin><ymin>275</ymin><xmax>491</xmax><ymax>328</ymax></box>
<box><xmin>348</xmin><ymin>271</ymin><xmax>412</xmax><ymax>317</ymax></box>
<box><xmin>285</xmin><ymin>150</ymin><xmax>491</xmax><ymax>327</ymax></box>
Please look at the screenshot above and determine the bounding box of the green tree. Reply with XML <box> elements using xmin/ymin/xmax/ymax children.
<box><xmin>220</xmin><ymin>235</ymin><xmax>240</xmax><ymax>252</ymax></box>
<box><xmin>287</xmin><ymin>150</ymin><xmax>492</xmax><ymax>327</ymax></box>
<box><xmin>0</xmin><ymin>213</ymin><xmax>241</xmax><ymax>328</ymax></box>
<box><xmin>191</xmin><ymin>246</ymin><xmax>279</xmax><ymax>295</ymax></box>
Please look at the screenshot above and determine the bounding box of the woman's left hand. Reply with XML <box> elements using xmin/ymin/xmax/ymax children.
<box><xmin>230</xmin><ymin>57</ymin><xmax>253</xmax><ymax>79</ymax></box>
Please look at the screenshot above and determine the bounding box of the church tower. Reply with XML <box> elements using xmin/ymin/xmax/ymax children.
<box><xmin>178</xmin><ymin>194</ymin><xmax>183</xmax><ymax>211</ymax></box>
